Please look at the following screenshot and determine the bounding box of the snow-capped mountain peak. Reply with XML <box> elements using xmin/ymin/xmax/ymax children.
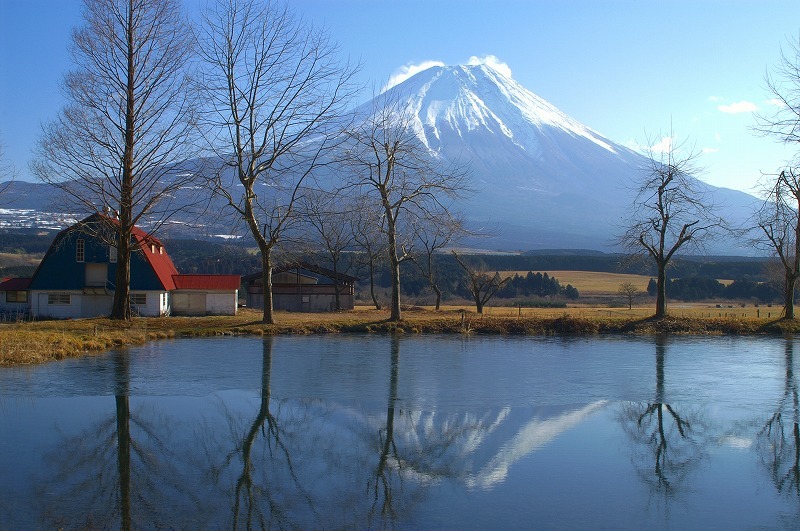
<box><xmin>384</xmin><ymin>63</ymin><xmax>616</xmax><ymax>155</ymax></box>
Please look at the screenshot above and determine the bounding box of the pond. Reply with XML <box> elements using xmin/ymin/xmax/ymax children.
<box><xmin>1</xmin><ymin>334</ymin><xmax>799</xmax><ymax>529</ymax></box>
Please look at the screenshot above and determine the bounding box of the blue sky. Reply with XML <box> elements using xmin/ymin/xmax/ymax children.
<box><xmin>1</xmin><ymin>0</ymin><xmax>798</xmax><ymax>195</ymax></box>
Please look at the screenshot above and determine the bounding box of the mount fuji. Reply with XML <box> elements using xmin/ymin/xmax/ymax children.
<box><xmin>1</xmin><ymin>63</ymin><xmax>762</xmax><ymax>254</ymax></box>
<box><xmin>369</xmin><ymin>63</ymin><xmax>760</xmax><ymax>252</ymax></box>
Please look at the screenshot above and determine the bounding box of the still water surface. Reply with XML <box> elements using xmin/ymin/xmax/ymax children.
<box><xmin>1</xmin><ymin>334</ymin><xmax>799</xmax><ymax>528</ymax></box>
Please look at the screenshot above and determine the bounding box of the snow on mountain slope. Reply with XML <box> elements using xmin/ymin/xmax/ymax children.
<box><xmin>363</xmin><ymin>63</ymin><xmax>760</xmax><ymax>252</ymax></box>
<box><xmin>399</xmin><ymin>64</ymin><xmax>616</xmax><ymax>155</ymax></box>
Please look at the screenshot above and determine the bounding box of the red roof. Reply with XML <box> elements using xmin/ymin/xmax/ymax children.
<box><xmin>0</xmin><ymin>277</ymin><xmax>31</xmax><ymax>291</ymax></box>
<box><xmin>172</xmin><ymin>274</ymin><xmax>240</xmax><ymax>290</ymax></box>
<box><xmin>134</xmin><ymin>231</ymin><xmax>179</xmax><ymax>290</ymax></box>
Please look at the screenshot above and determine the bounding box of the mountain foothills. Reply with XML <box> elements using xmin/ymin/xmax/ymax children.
<box><xmin>1</xmin><ymin>63</ymin><xmax>762</xmax><ymax>254</ymax></box>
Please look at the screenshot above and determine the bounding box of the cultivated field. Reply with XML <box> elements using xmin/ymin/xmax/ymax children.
<box><xmin>502</xmin><ymin>270</ymin><xmax>652</xmax><ymax>295</ymax></box>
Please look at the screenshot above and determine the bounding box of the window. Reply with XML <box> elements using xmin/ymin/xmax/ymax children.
<box><xmin>48</xmin><ymin>293</ymin><xmax>71</xmax><ymax>305</ymax></box>
<box><xmin>76</xmin><ymin>239</ymin><xmax>85</xmax><ymax>262</ymax></box>
<box><xmin>130</xmin><ymin>293</ymin><xmax>147</xmax><ymax>306</ymax></box>
<box><xmin>6</xmin><ymin>291</ymin><xmax>27</xmax><ymax>303</ymax></box>
<box><xmin>109</xmin><ymin>245</ymin><xmax>117</xmax><ymax>263</ymax></box>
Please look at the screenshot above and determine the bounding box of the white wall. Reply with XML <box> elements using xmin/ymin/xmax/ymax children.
<box><xmin>130</xmin><ymin>291</ymin><xmax>168</xmax><ymax>317</ymax></box>
<box><xmin>0</xmin><ymin>292</ymin><xmax>30</xmax><ymax>319</ymax></box>
<box><xmin>31</xmin><ymin>291</ymin><xmax>82</xmax><ymax>319</ymax></box>
<box><xmin>206</xmin><ymin>290</ymin><xmax>237</xmax><ymax>315</ymax></box>
<box><xmin>172</xmin><ymin>290</ymin><xmax>237</xmax><ymax>316</ymax></box>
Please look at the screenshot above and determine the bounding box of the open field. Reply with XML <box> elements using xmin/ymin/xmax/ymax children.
<box><xmin>0</xmin><ymin>252</ymin><xmax>42</xmax><ymax>271</ymax></box>
<box><xmin>2</xmin><ymin>306</ymin><xmax>799</xmax><ymax>367</ymax></box>
<box><xmin>502</xmin><ymin>270</ymin><xmax>652</xmax><ymax>295</ymax></box>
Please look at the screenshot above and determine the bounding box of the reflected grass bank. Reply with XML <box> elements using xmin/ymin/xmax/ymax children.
<box><xmin>3</xmin><ymin>307</ymin><xmax>800</xmax><ymax>366</ymax></box>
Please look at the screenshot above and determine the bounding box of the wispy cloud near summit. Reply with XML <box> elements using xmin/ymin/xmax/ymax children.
<box><xmin>467</xmin><ymin>55</ymin><xmax>513</xmax><ymax>79</ymax></box>
<box><xmin>382</xmin><ymin>55</ymin><xmax>514</xmax><ymax>92</ymax></box>
<box><xmin>382</xmin><ymin>60</ymin><xmax>445</xmax><ymax>92</ymax></box>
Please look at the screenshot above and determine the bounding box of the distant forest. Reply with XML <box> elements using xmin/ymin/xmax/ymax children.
<box><xmin>1</xmin><ymin>229</ymin><xmax>781</xmax><ymax>304</ymax></box>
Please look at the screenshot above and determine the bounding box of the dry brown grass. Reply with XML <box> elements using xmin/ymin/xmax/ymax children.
<box><xmin>0</xmin><ymin>252</ymin><xmax>43</xmax><ymax>271</ymax></box>
<box><xmin>500</xmin><ymin>270</ymin><xmax>652</xmax><ymax>295</ymax></box>
<box><xmin>1</xmin><ymin>306</ymin><xmax>797</xmax><ymax>367</ymax></box>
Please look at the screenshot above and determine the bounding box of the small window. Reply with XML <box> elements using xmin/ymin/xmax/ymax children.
<box><xmin>109</xmin><ymin>245</ymin><xmax>117</xmax><ymax>263</ymax></box>
<box><xmin>6</xmin><ymin>291</ymin><xmax>28</xmax><ymax>303</ymax></box>
<box><xmin>130</xmin><ymin>293</ymin><xmax>147</xmax><ymax>306</ymax></box>
<box><xmin>48</xmin><ymin>293</ymin><xmax>71</xmax><ymax>305</ymax></box>
<box><xmin>76</xmin><ymin>239</ymin><xmax>85</xmax><ymax>263</ymax></box>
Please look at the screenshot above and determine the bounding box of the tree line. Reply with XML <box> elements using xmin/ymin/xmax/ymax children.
<box><xmin>646</xmin><ymin>277</ymin><xmax>781</xmax><ymax>303</ymax></box>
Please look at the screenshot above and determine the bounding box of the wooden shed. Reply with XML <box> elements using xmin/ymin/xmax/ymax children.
<box><xmin>244</xmin><ymin>262</ymin><xmax>358</xmax><ymax>312</ymax></box>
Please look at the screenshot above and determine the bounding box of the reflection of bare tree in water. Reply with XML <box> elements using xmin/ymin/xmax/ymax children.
<box><xmin>620</xmin><ymin>336</ymin><xmax>704</xmax><ymax>496</ymax></box>
<box><xmin>203</xmin><ymin>336</ymin><xmax>551</xmax><ymax>528</ymax></box>
<box><xmin>365</xmin><ymin>336</ymin><xmax>488</xmax><ymax>526</ymax></box>
<box><xmin>757</xmin><ymin>340</ymin><xmax>800</xmax><ymax>496</ymax></box>
<box><xmin>370</xmin><ymin>335</ymin><xmax>401</xmax><ymax>521</ymax></box>
<box><xmin>41</xmin><ymin>351</ymin><xmax>195</xmax><ymax>529</ymax></box>
<box><xmin>207</xmin><ymin>337</ymin><xmax>317</xmax><ymax>529</ymax></box>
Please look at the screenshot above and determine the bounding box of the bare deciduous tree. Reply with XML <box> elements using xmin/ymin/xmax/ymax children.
<box><xmin>620</xmin><ymin>133</ymin><xmax>720</xmax><ymax>318</ymax></box>
<box><xmin>351</xmin><ymin>195</ymin><xmax>387</xmax><ymax>310</ymax></box>
<box><xmin>754</xmin><ymin>34</ymin><xmax>800</xmax><ymax>149</ymax></box>
<box><xmin>342</xmin><ymin>92</ymin><xmax>468</xmax><ymax>321</ymax></box>
<box><xmin>751</xmin><ymin>35</ymin><xmax>800</xmax><ymax>319</ymax></box>
<box><xmin>197</xmin><ymin>0</ymin><xmax>358</xmax><ymax>323</ymax></box>
<box><xmin>618</xmin><ymin>282</ymin><xmax>640</xmax><ymax>310</ymax></box>
<box><xmin>451</xmin><ymin>251</ymin><xmax>509</xmax><ymax>314</ymax></box>
<box><xmin>32</xmin><ymin>0</ymin><xmax>197</xmax><ymax>320</ymax></box>
<box><xmin>301</xmin><ymin>190</ymin><xmax>358</xmax><ymax>311</ymax></box>
<box><xmin>754</xmin><ymin>169</ymin><xmax>800</xmax><ymax>319</ymax></box>
<box><xmin>410</xmin><ymin>211</ymin><xmax>465</xmax><ymax>310</ymax></box>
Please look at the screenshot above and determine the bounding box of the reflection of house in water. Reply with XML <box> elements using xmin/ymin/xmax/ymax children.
<box><xmin>243</xmin><ymin>262</ymin><xmax>358</xmax><ymax>312</ymax></box>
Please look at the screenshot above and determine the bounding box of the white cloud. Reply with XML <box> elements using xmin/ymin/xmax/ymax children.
<box><xmin>717</xmin><ymin>101</ymin><xmax>758</xmax><ymax>114</ymax></box>
<box><xmin>702</xmin><ymin>147</ymin><xmax>719</xmax><ymax>154</ymax></box>
<box><xmin>708</xmin><ymin>96</ymin><xmax>723</xmax><ymax>102</ymax></box>
<box><xmin>382</xmin><ymin>60</ymin><xmax>445</xmax><ymax>92</ymax></box>
<box><xmin>766</xmin><ymin>98</ymin><xmax>787</xmax><ymax>108</ymax></box>
<box><xmin>650</xmin><ymin>136</ymin><xmax>673</xmax><ymax>154</ymax></box>
<box><xmin>467</xmin><ymin>55</ymin><xmax>513</xmax><ymax>79</ymax></box>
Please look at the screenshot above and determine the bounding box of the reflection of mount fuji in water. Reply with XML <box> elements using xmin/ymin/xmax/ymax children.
<box><xmin>358</xmin><ymin>402</ymin><xmax>608</xmax><ymax>490</ymax></box>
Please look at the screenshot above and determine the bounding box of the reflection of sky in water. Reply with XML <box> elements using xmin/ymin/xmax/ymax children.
<box><xmin>0</xmin><ymin>335</ymin><xmax>798</xmax><ymax>528</ymax></box>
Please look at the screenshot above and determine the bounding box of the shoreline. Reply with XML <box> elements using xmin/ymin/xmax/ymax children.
<box><xmin>2</xmin><ymin>308</ymin><xmax>799</xmax><ymax>366</ymax></box>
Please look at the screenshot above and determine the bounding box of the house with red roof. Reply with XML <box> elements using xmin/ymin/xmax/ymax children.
<box><xmin>0</xmin><ymin>277</ymin><xmax>32</xmax><ymax>319</ymax></box>
<box><xmin>20</xmin><ymin>213</ymin><xmax>239</xmax><ymax>319</ymax></box>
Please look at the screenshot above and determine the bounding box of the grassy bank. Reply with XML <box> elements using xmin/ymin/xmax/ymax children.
<box><xmin>2</xmin><ymin>307</ymin><xmax>800</xmax><ymax>366</ymax></box>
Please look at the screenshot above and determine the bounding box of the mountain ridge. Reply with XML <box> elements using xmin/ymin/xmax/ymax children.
<box><xmin>1</xmin><ymin>62</ymin><xmax>763</xmax><ymax>254</ymax></box>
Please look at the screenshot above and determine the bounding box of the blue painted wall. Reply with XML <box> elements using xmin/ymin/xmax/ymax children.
<box><xmin>29</xmin><ymin>226</ymin><xmax>166</xmax><ymax>291</ymax></box>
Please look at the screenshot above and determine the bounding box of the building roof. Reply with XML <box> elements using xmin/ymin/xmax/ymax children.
<box><xmin>0</xmin><ymin>277</ymin><xmax>31</xmax><ymax>291</ymax></box>
<box><xmin>244</xmin><ymin>261</ymin><xmax>359</xmax><ymax>285</ymax></box>
<box><xmin>172</xmin><ymin>274</ymin><xmax>240</xmax><ymax>290</ymax></box>
<box><xmin>114</xmin><ymin>214</ymin><xmax>179</xmax><ymax>290</ymax></box>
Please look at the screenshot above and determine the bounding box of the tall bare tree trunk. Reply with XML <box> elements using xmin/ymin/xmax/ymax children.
<box><xmin>785</xmin><ymin>271</ymin><xmax>796</xmax><ymax>319</ymax></box>
<box><xmin>260</xmin><ymin>247</ymin><xmax>274</xmax><ymax>324</ymax></box>
<box><xmin>387</xmin><ymin>221</ymin><xmax>402</xmax><ymax>322</ymax></box>
<box><xmin>655</xmin><ymin>264</ymin><xmax>667</xmax><ymax>319</ymax></box>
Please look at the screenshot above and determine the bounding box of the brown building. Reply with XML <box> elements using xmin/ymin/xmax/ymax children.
<box><xmin>243</xmin><ymin>262</ymin><xmax>358</xmax><ymax>312</ymax></box>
